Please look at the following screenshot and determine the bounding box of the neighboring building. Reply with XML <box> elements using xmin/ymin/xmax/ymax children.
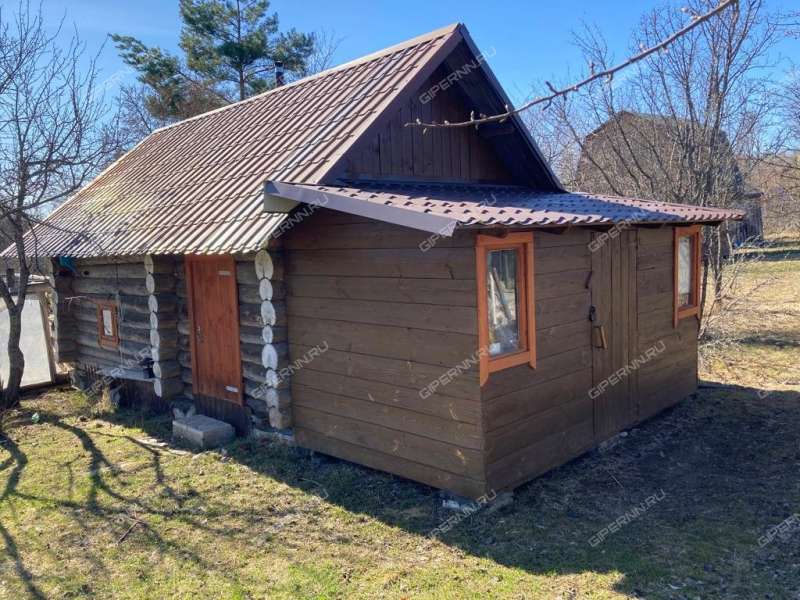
<box><xmin>576</xmin><ymin>111</ymin><xmax>762</xmax><ymax>244</ymax></box>
<box><xmin>6</xmin><ymin>25</ymin><xmax>742</xmax><ymax>498</ymax></box>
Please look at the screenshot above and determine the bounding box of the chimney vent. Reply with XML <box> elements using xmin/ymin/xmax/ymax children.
<box><xmin>275</xmin><ymin>61</ymin><xmax>285</xmax><ymax>87</ymax></box>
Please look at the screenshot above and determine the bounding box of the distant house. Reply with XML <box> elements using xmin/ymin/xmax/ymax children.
<box><xmin>576</xmin><ymin>111</ymin><xmax>762</xmax><ymax>244</ymax></box>
<box><xmin>6</xmin><ymin>25</ymin><xmax>743</xmax><ymax>499</ymax></box>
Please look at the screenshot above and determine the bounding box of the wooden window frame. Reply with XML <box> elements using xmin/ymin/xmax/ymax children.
<box><xmin>673</xmin><ymin>224</ymin><xmax>702</xmax><ymax>327</ymax></box>
<box><xmin>96</xmin><ymin>300</ymin><xmax>119</xmax><ymax>349</ymax></box>
<box><xmin>476</xmin><ymin>231</ymin><xmax>536</xmax><ymax>386</ymax></box>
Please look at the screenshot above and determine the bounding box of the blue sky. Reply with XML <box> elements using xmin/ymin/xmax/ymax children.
<box><xmin>42</xmin><ymin>0</ymin><xmax>799</xmax><ymax>104</ymax></box>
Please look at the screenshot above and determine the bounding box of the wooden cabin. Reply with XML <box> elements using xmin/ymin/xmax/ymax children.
<box><xmin>9</xmin><ymin>24</ymin><xmax>743</xmax><ymax>499</ymax></box>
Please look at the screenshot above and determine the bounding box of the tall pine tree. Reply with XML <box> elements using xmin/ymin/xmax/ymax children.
<box><xmin>112</xmin><ymin>0</ymin><xmax>315</xmax><ymax>121</ymax></box>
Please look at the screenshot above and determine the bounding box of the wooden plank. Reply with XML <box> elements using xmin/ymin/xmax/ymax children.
<box><xmin>286</xmin><ymin>296</ymin><xmax>476</xmax><ymax>336</ymax></box>
<box><xmin>292</xmin><ymin>385</ymin><xmax>483</xmax><ymax>450</ymax></box>
<box><xmin>486</xmin><ymin>395</ymin><xmax>593</xmax><ymax>463</ymax></box>
<box><xmin>637</xmin><ymin>291</ymin><xmax>673</xmax><ymax>316</ymax></box>
<box><xmin>481</xmin><ymin>346</ymin><xmax>592</xmax><ymax>401</ymax></box>
<box><xmin>637</xmin><ymin>242</ymin><xmax>672</xmax><ymax>271</ymax></box>
<box><xmin>287</xmin><ymin>248</ymin><xmax>475</xmax><ymax>279</ymax></box>
<box><xmin>291</xmin><ymin>368</ymin><xmax>481</xmax><ymax>424</ymax></box>
<box><xmin>638</xmin><ymin>227</ymin><xmax>674</xmax><ymax>246</ymax></box>
<box><xmin>294</xmin><ymin>406</ymin><xmax>484</xmax><ymax>479</ymax></box>
<box><xmin>535</xmin><ymin>291</ymin><xmax>590</xmax><ymax>329</ymax></box>
<box><xmin>637</xmin><ymin>266</ymin><xmax>672</xmax><ymax>298</ymax></box>
<box><xmin>535</xmin><ymin>269</ymin><xmax>591</xmax><ymax>300</ymax></box>
<box><xmin>287</xmin><ymin>275</ymin><xmax>476</xmax><ymax>306</ymax></box>
<box><xmin>486</xmin><ymin>419</ymin><xmax>595</xmax><ymax>492</ymax></box>
<box><xmin>484</xmin><ymin>367</ymin><xmax>593</xmax><ymax>432</ymax></box>
<box><xmin>289</xmin><ymin>344</ymin><xmax>481</xmax><ymax>402</ymax></box>
<box><xmin>536</xmin><ymin>244</ymin><xmax>591</xmax><ymax>274</ymax></box>
<box><xmin>535</xmin><ymin>228</ymin><xmax>592</xmax><ymax>248</ymax></box>
<box><xmin>284</xmin><ymin>222</ymin><xmax>476</xmax><ymax>250</ymax></box>
<box><xmin>288</xmin><ymin>316</ymin><xmax>478</xmax><ymax>368</ymax></box>
<box><xmin>295</xmin><ymin>429</ymin><xmax>487</xmax><ymax>499</ymax></box>
<box><xmin>537</xmin><ymin>319</ymin><xmax>591</xmax><ymax>358</ymax></box>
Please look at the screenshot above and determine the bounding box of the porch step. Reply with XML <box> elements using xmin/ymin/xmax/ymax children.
<box><xmin>173</xmin><ymin>414</ymin><xmax>235</xmax><ymax>450</ymax></box>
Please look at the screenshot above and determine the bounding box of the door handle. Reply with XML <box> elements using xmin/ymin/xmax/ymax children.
<box><xmin>592</xmin><ymin>325</ymin><xmax>608</xmax><ymax>349</ymax></box>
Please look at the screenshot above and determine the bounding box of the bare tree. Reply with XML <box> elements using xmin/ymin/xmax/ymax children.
<box><xmin>533</xmin><ymin>0</ymin><xmax>789</xmax><ymax>322</ymax></box>
<box><xmin>300</xmin><ymin>29</ymin><xmax>342</xmax><ymax>77</ymax></box>
<box><xmin>0</xmin><ymin>5</ymin><xmax>118</xmax><ymax>406</ymax></box>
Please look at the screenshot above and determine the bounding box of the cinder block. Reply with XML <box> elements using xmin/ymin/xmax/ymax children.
<box><xmin>173</xmin><ymin>414</ymin><xmax>235</xmax><ymax>449</ymax></box>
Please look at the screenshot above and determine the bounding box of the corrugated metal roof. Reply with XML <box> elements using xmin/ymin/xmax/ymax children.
<box><xmin>286</xmin><ymin>181</ymin><xmax>746</xmax><ymax>228</ymax></box>
<box><xmin>13</xmin><ymin>25</ymin><xmax>460</xmax><ymax>258</ymax></box>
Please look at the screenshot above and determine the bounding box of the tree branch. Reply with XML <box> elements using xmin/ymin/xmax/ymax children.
<box><xmin>405</xmin><ymin>0</ymin><xmax>740</xmax><ymax>131</ymax></box>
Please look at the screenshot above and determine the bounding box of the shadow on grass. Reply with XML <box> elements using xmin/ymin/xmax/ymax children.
<box><xmin>3</xmin><ymin>382</ymin><xmax>800</xmax><ymax>598</ymax></box>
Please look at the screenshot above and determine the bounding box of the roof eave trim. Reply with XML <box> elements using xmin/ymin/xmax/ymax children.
<box><xmin>265</xmin><ymin>181</ymin><xmax>459</xmax><ymax>236</ymax></box>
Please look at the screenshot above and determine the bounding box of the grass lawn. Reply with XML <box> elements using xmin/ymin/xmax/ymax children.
<box><xmin>0</xmin><ymin>256</ymin><xmax>798</xmax><ymax>599</ymax></box>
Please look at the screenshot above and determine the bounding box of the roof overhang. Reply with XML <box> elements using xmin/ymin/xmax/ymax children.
<box><xmin>264</xmin><ymin>181</ymin><xmax>459</xmax><ymax>236</ymax></box>
<box><xmin>263</xmin><ymin>181</ymin><xmax>746</xmax><ymax>237</ymax></box>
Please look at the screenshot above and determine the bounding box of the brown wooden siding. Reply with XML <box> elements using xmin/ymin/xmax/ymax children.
<box><xmin>635</xmin><ymin>228</ymin><xmax>698</xmax><ymax>421</ymax></box>
<box><xmin>285</xmin><ymin>209</ymin><xmax>485</xmax><ymax>498</ymax></box>
<box><xmin>344</xmin><ymin>68</ymin><xmax>513</xmax><ymax>183</ymax></box>
<box><xmin>483</xmin><ymin>226</ymin><xmax>698</xmax><ymax>493</ymax></box>
<box><xmin>482</xmin><ymin>229</ymin><xmax>595</xmax><ymax>492</ymax></box>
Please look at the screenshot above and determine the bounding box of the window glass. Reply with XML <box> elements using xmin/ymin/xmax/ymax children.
<box><xmin>101</xmin><ymin>308</ymin><xmax>114</xmax><ymax>337</ymax></box>
<box><xmin>486</xmin><ymin>249</ymin><xmax>520</xmax><ymax>357</ymax></box>
<box><xmin>678</xmin><ymin>235</ymin><xmax>693</xmax><ymax>307</ymax></box>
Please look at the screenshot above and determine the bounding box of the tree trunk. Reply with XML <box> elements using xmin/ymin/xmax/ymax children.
<box><xmin>4</xmin><ymin>305</ymin><xmax>25</xmax><ymax>408</ymax></box>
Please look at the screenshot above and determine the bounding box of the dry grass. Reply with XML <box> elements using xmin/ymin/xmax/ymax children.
<box><xmin>701</xmin><ymin>253</ymin><xmax>800</xmax><ymax>389</ymax></box>
<box><xmin>0</xmin><ymin>253</ymin><xmax>797</xmax><ymax>599</ymax></box>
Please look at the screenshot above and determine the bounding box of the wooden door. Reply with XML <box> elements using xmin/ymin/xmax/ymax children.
<box><xmin>186</xmin><ymin>255</ymin><xmax>243</xmax><ymax>405</ymax></box>
<box><xmin>590</xmin><ymin>230</ymin><xmax>638</xmax><ymax>440</ymax></box>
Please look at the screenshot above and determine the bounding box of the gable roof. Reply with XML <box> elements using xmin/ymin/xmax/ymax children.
<box><xmin>16</xmin><ymin>24</ymin><xmax>472</xmax><ymax>258</ymax></box>
<box><xmin>13</xmin><ymin>25</ymin><xmax>742</xmax><ymax>260</ymax></box>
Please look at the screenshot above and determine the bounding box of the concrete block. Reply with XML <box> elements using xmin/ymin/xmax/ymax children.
<box><xmin>173</xmin><ymin>414</ymin><xmax>235</xmax><ymax>450</ymax></box>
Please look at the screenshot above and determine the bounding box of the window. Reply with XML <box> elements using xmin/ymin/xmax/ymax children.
<box><xmin>673</xmin><ymin>225</ymin><xmax>701</xmax><ymax>327</ymax></box>
<box><xmin>97</xmin><ymin>301</ymin><xmax>119</xmax><ymax>348</ymax></box>
<box><xmin>476</xmin><ymin>232</ymin><xmax>536</xmax><ymax>385</ymax></box>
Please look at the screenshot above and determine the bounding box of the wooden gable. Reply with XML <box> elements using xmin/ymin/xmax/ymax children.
<box><xmin>344</xmin><ymin>67</ymin><xmax>513</xmax><ymax>183</ymax></box>
<box><xmin>339</xmin><ymin>39</ymin><xmax>560</xmax><ymax>189</ymax></box>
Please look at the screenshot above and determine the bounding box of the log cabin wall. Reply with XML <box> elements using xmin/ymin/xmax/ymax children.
<box><xmin>57</xmin><ymin>257</ymin><xmax>153</xmax><ymax>372</ymax></box>
<box><xmin>144</xmin><ymin>255</ymin><xmax>181</xmax><ymax>402</ymax></box>
<box><xmin>283</xmin><ymin>209</ymin><xmax>486</xmax><ymax>498</ymax></box>
<box><xmin>176</xmin><ymin>250</ymin><xmax>291</xmax><ymax>433</ymax></box>
<box><xmin>343</xmin><ymin>68</ymin><xmax>514</xmax><ymax>183</ymax></box>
